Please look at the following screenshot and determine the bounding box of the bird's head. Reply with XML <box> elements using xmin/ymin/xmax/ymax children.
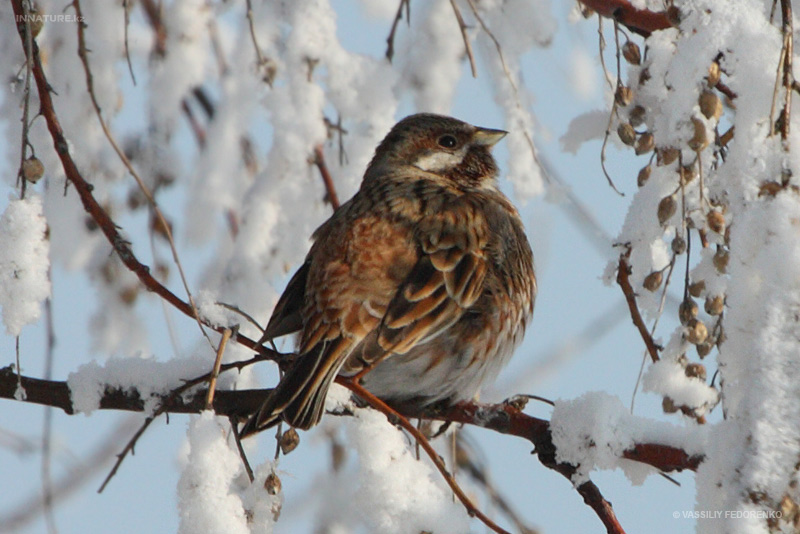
<box><xmin>366</xmin><ymin>113</ymin><xmax>507</xmax><ymax>189</ymax></box>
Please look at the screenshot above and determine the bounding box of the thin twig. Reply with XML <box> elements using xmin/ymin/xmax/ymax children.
<box><xmin>41</xmin><ymin>296</ymin><xmax>57</xmax><ymax>534</ymax></box>
<box><xmin>449</xmin><ymin>0</ymin><xmax>478</xmax><ymax>78</ymax></box>
<box><xmin>11</xmin><ymin>1</ymin><xmax>267</xmax><ymax>353</ymax></box>
<box><xmin>343</xmin><ymin>379</ymin><xmax>513</xmax><ymax>534</ymax></box>
<box><xmin>122</xmin><ymin>0</ymin><xmax>137</xmax><ymax>85</ymax></box>
<box><xmin>72</xmin><ymin>0</ymin><xmax>215</xmax><ymax>350</ymax></box>
<box><xmin>779</xmin><ymin>0</ymin><xmax>794</xmax><ymax>152</ymax></box>
<box><xmin>229</xmin><ymin>415</ymin><xmax>255</xmax><ymax>482</ymax></box>
<box><xmin>385</xmin><ymin>0</ymin><xmax>410</xmax><ymax>62</ymax></box>
<box><xmin>205</xmin><ymin>328</ymin><xmax>234</xmax><ymax>410</ymax></box>
<box><xmin>16</xmin><ymin>0</ymin><xmax>35</xmax><ymax>199</ymax></box>
<box><xmin>617</xmin><ymin>249</ymin><xmax>661</xmax><ymax>363</ymax></box>
<box><xmin>313</xmin><ymin>145</ymin><xmax>341</xmax><ymax>211</ymax></box>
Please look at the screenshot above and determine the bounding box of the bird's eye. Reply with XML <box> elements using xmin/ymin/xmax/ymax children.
<box><xmin>437</xmin><ymin>135</ymin><xmax>458</xmax><ymax>149</ymax></box>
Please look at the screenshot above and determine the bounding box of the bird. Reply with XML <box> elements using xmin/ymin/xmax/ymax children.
<box><xmin>240</xmin><ymin>113</ymin><xmax>536</xmax><ymax>435</ymax></box>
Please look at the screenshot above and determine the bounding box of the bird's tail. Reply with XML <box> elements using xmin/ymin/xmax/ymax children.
<box><xmin>240</xmin><ymin>338</ymin><xmax>351</xmax><ymax>436</ymax></box>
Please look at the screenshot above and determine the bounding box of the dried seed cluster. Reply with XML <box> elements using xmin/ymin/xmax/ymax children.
<box><xmin>614</xmin><ymin>35</ymin><xmax>734</xmax><ymax>421</ymax></box>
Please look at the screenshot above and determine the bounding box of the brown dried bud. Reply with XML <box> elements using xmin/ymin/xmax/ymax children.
<box><xmin>685</xmin><ymin>363</ymin><xmax>707</xmax><ymax>381</ymax></box>
<box><xmin>672</xmin><ymin>235</ymin><xmax>687</xmax><ymax>255</ymax></box>
<box><xmin>662</xmin><ymin>396</ymin><xmax>679</xmax><ymax>413</ymax></box>
<box><xmin>688</xmin><ymin>117</ymin><xmax>709</xmax><ymax>151</ymax></box>
<box><xmin>629</xmin><ymin>105</ymin><xmax>646</xmax><ymax>127</ymax></box>
<box><xmin>699</xmin><ymin>90</ymin><xmax>723</xmax><ymax>121</ymax></box>
<box><xmin>705</xmin><ymin>295</ymin><xmax>724</xmax><ymax>316</ymax></box>
<box><xmin>635</xmin><ymin>132</ymin><xmax>655</xmax><ymax>155</ymax></box>
<box><xmin>643</xmin><ymin>270</ymin><xmax>663</xmax><ymax>291</ymax></box>
<box><xmin>679</xmin><ymin>298</ymin><xmax>699</xmax><ymax>325</ymax></box>
<box><xmin>707</xmin><ymin>61</ymin><xmax>721</xmax><ymax>87</ymax></box>
<box><xmin>150</xmin><ymin>214</ymin><xmax>173</xmax><ymax>241</ymax></box>
<box><xmin>706</xmin><ymin>210</ymin><xmax>725</xmax><ymax>234</ymax></box>
<box><xmin>696</xmin><ymin>341</ymin><xmax>713</xmax><ymax>358</ymax></box>
<box><xmin>686</xmin><ymin>318</ymin><xmax>709</xmax><ymax>345</ymax></box>
<box><xmin>688</xmin><ymin>280</ymin><xmax>706</xmax><ymax>298</ymax></box>
<box><xmin>264</xmin><ymin>472</ymin><xmax>282</xmax><ymax>495</ymax></box>
<box><xmin>680</xmin><ymin>165</ymin><xmax>697</xmax><ymax>185</ymax></box>
<box><xmin>21</xmin><ymin>156</ymin><xmax>44</xmax><ymax>183</ymax></box>
<box><xmin>119</xmin><ymin>286</ymin><xmax>139</xmax><ymax>306</ymax></box>
<box><xmin>658</xmin><ymin>195</ymin><xmax>677</xmax><ymax>225</ymax></box>
<box><xmin>759</xmin><ymin>181</ymin><xmax>782</xmax><ymax>197</ymax></box>
<box><xmin>618</xmin><ymin>123</ymin><xmax>637</xmax><ymax>146</ymax></box>
<box><xmin>658</xmin><ymin>147</ymin><xmax>680</xmax><ymax>166</ymax></box>
<box><xmin>622</xmin><ymin>41</ymin><xmax>642</xmax><ymax>65</ymax></box>
<box><xmin>713</xmin><ymin>248</ymin><xmax>729</xmax><ymax>273</ymax></box>
<box><xmin>280</xmin><ymin>428</ymin><xmax>300</xmax><ymax>455</ymax></box>
<box><xmin>615</xmin><ymin>85</ymin><xmax>634</xmax><ymax>107</ymax></box>
<box><xmin>637</xmin><ymin>165</ymin><xmax>652</xmax><ymax>187</ymax></box>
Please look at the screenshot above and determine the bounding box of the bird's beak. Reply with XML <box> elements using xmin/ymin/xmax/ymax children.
<box><xmin>472</xmin><ymin>127</ymin><xmax>508</xmax><ymax>148</ymax></box>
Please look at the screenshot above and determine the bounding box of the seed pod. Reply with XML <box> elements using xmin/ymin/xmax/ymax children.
<box><xmin>680</xmin><ymin>165</ymin><xmax>697</xmax><ymax>184</ymax></box>
<box><xmin>688</xmin><ymin>117</ymin><xmax>709</xmax><ymax>151</ymax></box>
<box><xmin>679</xmin><ymin>298</ymin><xmax>698</xmax><ymax>325</ymax></box>
<box><xmin>21</xmin><ymin>156</ymin><xmax>44</xmax><ymax>183</ymax></box>
<box><xmin>662</xmin><ymin>396</ymin><xmax>679</xmax><ymax>413</ymax></box>
<box><xmin>629</xmin><ymin>105</ymin><xmax>646</xmax><ymax>127</ymax></box>
<box><xmin>707</xmin><ymin>61</ymin><xmax>721</xmax><ymax>87</ymax></box>
<box><xmin>264</xmin><ymin>472</ymin><xmax>282</xmax><ymax>495</ymax></box>
<box><xmin>713</xmin><ymin>248</ymin><xmax>729</xmax><ymax>273</ymax></box>
<box><xmin>635</xmin><ymin>132</ymin><xmax>655</xmax><ymax>155</ymax></box>
<box><xmin>618</xmin><ymin>123</ymin><xmax>637</xmax><ymax>146</ymax></box>
<box><xmin>622</xmin><ymin>41</ymin><xmax>642</xmax><ymax>65</ymax></box>
<box><xmin>643</xmin><ymin>270</ymin><xmax>663</xmax><ymax>291</ymax></box>
<box><xmin>759</xmin><ymin>181</ymin><xmax>782</xmax><ymax>197</ymax></box>
<box><xmin>699</xmin><ymin>90</ymin><xmax>723</xmax><ymax>121</ymax></box>
<box><xmin>705</xmin><ymin>295</ymin><xmax>724</xmax><ymax>315</ymax></box>
<box><xmin>637</xmin><ymin>165</ymin><xmax>652</xmax><ymax>187</ymax></box>
<box><xmin>615</xmin><ymin>85</ymin><xmax>633</xmax><ymax>106</ymax></box>
<box><xmin>706</xmin><ymin>210</ymin><xmax>725</xmax><ymax>234</ymax></box>
<box><xmin>658</xmin><ymin>195</ymin><xmax>677</xmax><ymax>225</ymax></box>
<box><xmin>658</xmin><ymin>147</ymin><xmax>679</xmax><ymax>166</ymax></box>
<box><xmin>119</xmin><ymin>286</ymin><xmax>139</xmax><ymax>306</ymax></box>
<box><xmin>686</xmin><ymin>318</ymin><xmax>708</xmax><ymax>344</ymax></box>
<box><xmin>672</xmin><ymin>235</ymin><xmax>687</xmax><ymax>255</ymax></box>
<box><xmin>280</xmin><ymin>428</ymin><xmax>300</xmax><ymax>454</ymax></box>
<box><xmin>685</xmin><ymin>363</ymin><xmax>707</xmax><ymax>381</ymax></box>
<box><xmin>688</xmin><ymin>280</ymin><xmax>706</xmax><ymax>298</ymax></box>
<box><xmin>696</xmin><ymin>341</ymin><xmax>713</xmax><ymax>358</ymax></box>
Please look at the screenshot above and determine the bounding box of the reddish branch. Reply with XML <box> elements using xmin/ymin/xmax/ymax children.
<box><xmin>1</xmin><ymin>365</ymin><xmax>702</xmax><ymax>533</ymax></box>
<box><xmin>313</xmin><ymin>145</ymin><xmax>341</xmax><ymax>210</ymax></box>
<box><xmin>617</xmin><ymin>251</ymin><xmax>661</xmax><ymax>363</ymax></box>
<box><xmin>577</xmin><ymin>0</ymin><xmax>671</xmax><ymax>37</ymax></box>
<box><xmin>9</xmin><ymin>0</ymin><xmax>266</xmax><ymax>356</ymax></box>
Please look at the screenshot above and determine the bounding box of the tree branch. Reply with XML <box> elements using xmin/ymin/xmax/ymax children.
<box><xmin>0</xmin><ymin>366</ymin><xmax>702</xmax><ymax>473</ymax></box>
<box><xmin>9</xmin><ymin>0</ymin><xmax>267</xmax><ymax>356</ymax></box>
<box><xmin>576</xmin><ymin>0</ymin><xmax>671</xmax><ymax>37</ymax></box>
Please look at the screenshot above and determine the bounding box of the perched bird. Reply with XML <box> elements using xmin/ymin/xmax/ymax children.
<box><xmin>240</xmin><ymin>113</ymin><xmax>536</xmax><ymax>435</ymax></box>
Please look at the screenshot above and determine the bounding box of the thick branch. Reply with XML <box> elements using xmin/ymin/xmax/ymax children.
<box><xmin>0</xmin><ymin>366</ymin><xmax>702</xmax><ymax>475</ymax></box>
<box><xmin>577</xmin><ymin>0</ymin><xmax>671</xmax><ymax>37</ymax></box>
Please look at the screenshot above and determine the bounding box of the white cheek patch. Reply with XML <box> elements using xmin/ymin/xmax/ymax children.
<box><xmin>413</xmin><ymin>147</ymin><xmax>467</xmax><ymax>172</ymax></box>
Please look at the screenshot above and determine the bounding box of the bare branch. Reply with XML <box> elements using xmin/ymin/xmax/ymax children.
<box><xmin>617</xmin><ymin>250</ymin><xmax>661</xmax><ymax>363</ymax></box>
